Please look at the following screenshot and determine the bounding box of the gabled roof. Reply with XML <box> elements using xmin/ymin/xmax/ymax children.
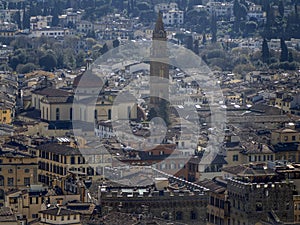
<box><xmin>41</xmin><ymin>95</ymin><xmax>74</xmax><ymax>104</ymax></box>
<box><xmin>36</xmin><ymin>143</ymin><xmax>81</xmax><ymax>155</ymax></box>
<box><xmin>0</xmin><ymin>207</ymin><xmax>17</xmax><ymax>222</ymax></box>
<box><xmin>211</xmin><ymin>154</ymin><xmax>227</xmax><ymax>165</ymax></box>
<box><xmin>40</xmin><ymin>207</ymin><xmax>80</xmax><ymax>216</ymax></box>
<box><xmin>32</xmin><ymin>87</ymin><xmax>72</xmax><ymax>97</ymax></box>
<box><xmin>197</xmin><ymin>179</ymin><xmax>226</xmax><ymax>194</ymax></box>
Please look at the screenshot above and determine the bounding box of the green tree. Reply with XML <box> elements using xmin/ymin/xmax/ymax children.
<box><xmin>113</xmin><ymin>39</ymin><xmax>120</xmax><ymax>48</ymax></box>
<box><xmin>193</xmin><ymin>39</ymin><xmax>199</xmax><ymax>55</ymax></box>
<box><xmin>76</xmin><ymin>50</ymin><xmax>86</xmax><ymax>68</ymax></box>
<box><xmin>185</xmin><ymin>35</ymin><xmax>193</xmax><ymax>51</ymax></box>
<box><xmin>233</xmin><ymin>0</ymin><xmax>247</xmax><ymax>20</ymax></box>
<box><xmin>202</xmin><ymin>33</ymin><xmax>206</xmax><ymax>45</ymax></box>
<box><xmin>265</xmin><ymin>3</ymin><xmax>275</xmax><ymax>27</ymax></box>
<box><xmin>13</xmin><ymin>10</ymin><xmax>22</xmax><ymax>29</ymax></box>
<box><xmin>262</xmin><ymin>38</ymin><xmax>270</xmax><ymax>63</ymax></box>
<box><xmin>288</xmin><ymin>51</ymin><xmax>294</xmax><ymax>62</ymax></box>
<box><xmin>100</xmin><ymin>43</ymin><xmax>109</xmax><ymax>55</ymax></box>
<box><xmin>278</xmin><ymin>0</ymin><xmax>284</xmax><ymax>18</ymax></box>
<box><xmin>136</xmin><ymin>2</ymin><xmax>150</xmax><ymax>11</ymax></box>
<box><xmin>63</xmin><ymin>48</ymin><xmax>76</xmax><ymax>69</ymax></box>
<box><xmin>210</xmin><ymin>14</ymin><xmax>217</xmax><ymax>43</ymax></box>
<box><xmin>22</xmin><ymin>10</ymin><xmax>30</xmax><ymax>29</ymax></box>
<box><xmin>39</xmin><ymin>53</ymin><xmax>57</xmax><ymax>71</ymax></box>
<box><xmin>9</xmin><ymin>56</ymin><xmax>20</xmax><ymax>71</ymax></box>
<box><xmin>280</xmin><ymin>38</ymin><xmax>288</xmax><ymax>62</ymax></box>
<box><xmin>16</xmin><ymin>63</ymin><xmax>37</xmax><ymax>74</ymax></box>
<box><xmin>244</xmin><ymin>21</ymin><xmax>257</xmax><ymax>34</ymax></box>
<box><xmin>51</xmin><ymin>7</ymin><xmax>60</xmax><ymax>26</ymax></box>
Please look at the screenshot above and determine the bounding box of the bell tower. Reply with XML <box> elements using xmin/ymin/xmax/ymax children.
<box><xmin>149</xmin><ymin>12</ymin><xmax>170</xmax><ymax>125</ymax></box>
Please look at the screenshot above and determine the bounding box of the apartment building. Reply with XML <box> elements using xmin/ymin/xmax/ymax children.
<box><xmin>0</xmin><ymin>150</ymin><xmax>38</xmax><ymax>206</ymax></box>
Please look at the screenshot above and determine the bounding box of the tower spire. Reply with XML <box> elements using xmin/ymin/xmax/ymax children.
<box><xmin>154</xmin><ymin>12</ymin><xmax>164</xmax><ymax>33</ymax></box>
<box><xmin>153</xmin><ymin>11</ymin><xmax>166</xmax><ymax>40</ymax></box>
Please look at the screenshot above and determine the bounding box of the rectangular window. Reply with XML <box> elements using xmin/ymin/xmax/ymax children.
<box><xmin>7</xmin><ymin>178</ymin><xmax>14</xmax><ymax>186</ymax></box>
<box><xmin>24</xmin><ymin>177</ymin><xmax>30</xmax><ymax>186</ymax></box>
<box><xmin>70</xmin><ymin>108</ymin><xmax>72</xmax><ymax>120</ymax></box>
<box><xmin>233</xmin><ymin>155</ymin><xmax>238</xmax><ymax>161</ymax></box>
<box><xmin>94</xmin><ymin>110</ymin><xmax>97</xmax><ymax>120</ymax></box>
<box><xmin>56</xmin><ymin>108</ymin><xmax>60</xmax><ymax>121</ymax></box>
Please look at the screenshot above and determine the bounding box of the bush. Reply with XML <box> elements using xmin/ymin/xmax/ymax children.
<box><xmin>233</xmin><ymin>64</ymin><xmax>256</xmax><ymax>75</ymax></box>
<box><xmin>206</xmin><ymin>49</ymin><xmax>226</xmax><ymax>59</ymax></box>
<box><xmin>269</xmin><ymin>62</ymin><xmax>300</xmax><ymax>70</ymax></box>
<box><xmin>16</xmin><ymin>63</ymin><xmax>37</xmax><ymax>74</ymax></box>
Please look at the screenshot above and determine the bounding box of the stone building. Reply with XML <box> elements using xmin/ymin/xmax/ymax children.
<box><xmin>35</xmin><ymin>140</ymin><xmax>113</xmax><ymax>187</ymax></box>
<box><xmin>0</xmin><ymin>207</ymin><xmax>18</xmax><ymax>225</ymax></box>
<box><xmin>5</xmin><ymin>185</ymin><xmax>81</xmax><ymax>224</ymax></box>
<box><xmin>39</xmin><ymin>207</ymin><xmax>81</xmax><ymax>225</ymax></box>
<box><xmin>198</xmin><ymin>178</ymin><xmax>230</xmax><ymax>225</ymax></box>
<box><xmin>227</xmin><ymin>164</ymin><xmax>294</xmax><ymax>224</ymax></box>
<box><xmin>98</xmin><ymin>178</ymin><xmax>208</xmax><ymax>224</ymax></box>
<box><xmin>270</xmin><ymin>128</ymin><xmax>300</xmax><ymax>163</ymax></box>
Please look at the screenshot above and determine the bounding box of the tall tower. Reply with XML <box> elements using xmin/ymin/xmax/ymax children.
<box><xmin>149</xmin><ymin>13</ymin><xmax>170</xmax><ymax>125</ymax></box>
<box><xmin>150</xmin><ymin>12</ymin><xmax>169</xmax><ymax>104</ymax></box>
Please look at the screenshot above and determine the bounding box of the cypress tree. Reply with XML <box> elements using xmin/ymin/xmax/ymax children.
<box><xmin>280</xmin><ymin>38</ymin><xmax>288</xmax><ymax>62</ymax></box>
<box><xmin>202</xmin><ymin>33</ymin><xmax>206</xmax><ymax>45</ymax></box>
<box><xmin>193</xmin><ymin>39</ymin><xmax>199</xmax><ymax>55</ymax></box>
<box><xmin>278</xmin><ymin>0</ymin><xmax>284</xmax><ymax>18</ymax></box>
<box><xmin>288</xmin><ymin>51</ymin><xmax>294</xmax><ymax>62</ymax></box>
<box><xmin>210</xmin><ymin>14</ymin><xmax>217</xmax><ymax>43</ymax></box>
<box><xmin>262</xmin><ymin>38</ymin><xmax>270</xmax><ymax>63</ymax></box>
